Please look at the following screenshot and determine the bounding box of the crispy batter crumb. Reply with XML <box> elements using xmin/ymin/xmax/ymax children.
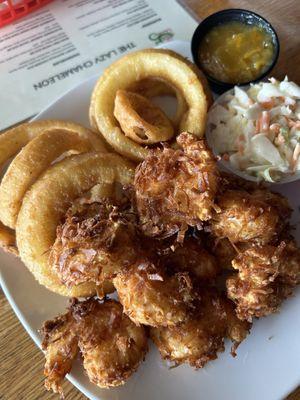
<box><xmin>41</xmin><ymin>298</ymin><xmax>148</xmax><ymax>395</ymax></box>
<box><xmin>134</xmin><ymin>132</ymin><xmax>219</xmax><ymax>241</ymax></box>
<box><xmin>227</xmin><ymin>241</ymin><xmax>300</xmax><ymax>321</ymax></box>
<box><xmin>150</xmin><ymin>289</ymin><xmax>250</xmax><ymax>367</ymax></box>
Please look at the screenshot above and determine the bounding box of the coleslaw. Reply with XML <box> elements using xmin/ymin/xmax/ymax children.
<box><xmin>207</xmin><ymin>77</ymin><xmax>300</xmax><ymax>182</ymax></box>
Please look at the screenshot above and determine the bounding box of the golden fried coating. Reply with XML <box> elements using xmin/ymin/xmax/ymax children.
<box><xmin>114</xmin><ymin>90</ymin><xmax>174</xmax><ymax>144</ymax></box>
<box><xmin>134</xmin><ymin>132</ymin><xmax>219</xmax><ymax>241</ymax></box>
<box><xmin>210</xmin><ymin>189</ymin><xmax>291</xmax><ymax>245</ymax></box>
<box><xmin>41</xmin><ymin>311</ymin><xmax>78</xmax><ymax>396</ymax></box>
<box><xmin>73</xmin><ymin>299</ymin><xmax>148</xmax><ymax>388</ymax></box>
<box><xmin>205</xmin><ymin>236</ymin><xmax>253</xmax><ymax>270</ymax></box>
<box><xmin>205</xmin><ymin>236</ymin><xmax>238</xmax><ymax>270</ymax></box>
<box><xmin>227</xmin><ymin>241</ymin><xmax>300</xmax><ymax>321</ymax></box>
<box><xmin>50</xmin><ymin>199</ymin><xmax>137</xmax><ymax>292</ymax></box>
<box><xmin>222</xmin><ymin>299</ymin><xmax>251</xmax><ymax>350</ymax></box>
<box><xmin>160</xmin><ymin>236</ymin><xmax>220</xmax><ymax>280</ymax></box>
<box><xmin>150</xmin><ymin>290</ymin><xmax>250</xmax><ymax>367</ymax></box>
<box><xmin>250</xmin><ymin>189</ymin><xmax>291</xmax><ymax>217</ymax></box>
<box><xmin>41</xmin><ymin>298</ymin><xmax>148</xmax><ymax>395</ymax></box>
<box><xmin>113</xmin><ymin>258</ymin><xmax>195</xmax><ymax>327</ymax></box>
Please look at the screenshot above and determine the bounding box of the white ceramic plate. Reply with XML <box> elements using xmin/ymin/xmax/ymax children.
<box><xmin>1</xmin><ymin>41</ymin><xmax>300</xmax><ymax>400</ymax></box>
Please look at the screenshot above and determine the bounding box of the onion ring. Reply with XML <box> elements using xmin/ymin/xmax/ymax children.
<box><xmin>129</xmin><ymin>78</ymin><xmax>177</xmax><ymax>97</ymax></box>
<box><xmin>114</xmin><ymin>90</ymin><xmax>174</xmax><ymax>144</ymax></box>
<box><xmin>90</xmin><ymin>77</ymin><xmax>188</xmax><ymax>133</ymax></box>
<box><xmin>0</xmin><ymin>120</ymin><xmax>106</xmax><ymax>254</ymax></box>
<box><xmin>0</xmin><ymin>120</ymin><xmax>106</xmax><ymax>167</ymax></box>
<box><xmin>128</xmin><ymin>78</ymin><xmax>188</xmax><ymax>128</ymax></box>
<box><xmin>90</xmin><ymin>48</ymin><xmax>212</xmax><ymax>162</ymax></box>
<box><xmin>0</xmin><ymin>128</ymin><xmax>105</xmax><ymax>229</ymax></box>
<box><xmin>16</xmin><ymin>152</ymin><xmax>135</xmax><ymax>297</ymax></box>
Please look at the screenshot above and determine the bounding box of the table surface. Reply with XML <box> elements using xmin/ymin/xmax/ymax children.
<box><xmin>1</xmin><ymin>0</ymin><xmax>300</xmax><ymax>399</ymax></box>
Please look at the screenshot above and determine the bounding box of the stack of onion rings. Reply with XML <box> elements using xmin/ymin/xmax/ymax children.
<box><xmin>0</xmin><ymin>120</ymin><xmax>106</xmax><ymax>252</ymax></box>
<box><xmin>90</xmin><ymin>48</ymin><xmax>212</xmax><ymax>162</ymax></box>
<box><xmin>0</xmin><ymin>120</ymin><xmax>137</xmax><ymax>296</ymax></box>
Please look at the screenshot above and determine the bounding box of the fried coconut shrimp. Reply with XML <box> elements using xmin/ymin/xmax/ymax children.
<box><xmin>134</xmin><ymin>132</ymin><xmax>219</xmax><ymax>241</ymax></box>
<box><xmin>160</xmin><ymin>236</ymin><xmax>220</xmax><ymax>281</ymax></box>
<box><xmin>205</xmin><ymin>236</ymin><xmax>253</xmax><ymax>270</ymax></box>
<box><xmin>227</xmin><ymin>241</ymin><xmax>300</xmax><ymax>321</ymax></box>
<box><xmin>210</xmin><ymin>189</ymin><xmax>291</xmax><ymax>245</ymax></box>
<box><xmin>205</xmin><ymin>236</ymin><xmax>238</xmax><ymax>270</ymax></box>
<box><xmin>150</xmin><ymin>290</ymin><xmax>250</xmax><ymax>368</ymax></box>
<box><xmin>42</xmin><ymin>311</ymin><xmax>78</xmax><ymax>396</ymax></box>
<box><xmin>50</xmin><ymin>199</ymin><xmax>138</xmax><ymax>292</ymax></box>
<box><xmin>113</xmin><ymin>258</ymin><xmax>195</xmax><ymax>327</ymax></box>
<box><xmin>41</xmin><ymin>298</ymin><xmax>148</xmax><ymax>396</ymax></box>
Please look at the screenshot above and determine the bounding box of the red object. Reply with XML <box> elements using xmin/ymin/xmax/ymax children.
<box><xmin>0</xmin><ymin>0</ymin><xmax>54</xmax><ymax>28</ymax></box>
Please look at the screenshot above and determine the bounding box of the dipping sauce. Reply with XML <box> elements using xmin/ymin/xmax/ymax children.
<box><xmin>198</xmin><ymin>21</ymin><xmax>275</xmax><ymax>84</ymax></box>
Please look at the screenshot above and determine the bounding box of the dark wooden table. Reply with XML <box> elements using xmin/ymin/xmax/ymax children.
<box><xmin>1</xmin><ymin>0</ymin><xmax>299</xmax><ymax>399</ymax></box>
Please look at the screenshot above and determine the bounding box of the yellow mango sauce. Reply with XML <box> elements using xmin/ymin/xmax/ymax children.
<box><xmin>198</xmin><ymin>21</ymin><xmax>275</xmax><ymax>84</ymax></box>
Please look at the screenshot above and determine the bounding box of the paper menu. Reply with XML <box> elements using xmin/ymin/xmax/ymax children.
<box><xmin>0</xmin><ymin>0</ymin><xmax>197</xmax><ymax>131</ymax></box>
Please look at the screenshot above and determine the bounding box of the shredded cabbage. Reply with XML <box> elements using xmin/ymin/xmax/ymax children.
<box><xmin>207</xmin><ymin>77</ymin><xmax>300</xmax><ymax>182</ymax></box>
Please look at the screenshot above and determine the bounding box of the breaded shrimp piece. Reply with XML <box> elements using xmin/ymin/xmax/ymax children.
<box><xmin>227</xmin><ymin>241</ymin><xmax>300</xmax><ymax>321</ymax></box>
<box><xmin>134</xmin><ymin>132</ymin><xmax>219</xmax><ymax>241</ymax></box>
<box><xmin>41</xmin><ymin>298</ymin><xmax>148</xmax><ymax>396</ymax></box>
<box><xmin>250</xmin><ymin>189</ymin><xmax>291</xmax><ymax>221</ymax></box>
<box><xmin>205</xmin><ymin>236</ymin><xmax>238</xmax><ymax>270</ymax></box>
<box><xmin>223</xmin><ymin>299</ymin><xmax>250</xmax><ymax>353</ymax></box>
<box><xmin>41</xmin><ymin>311</ymin><xmax>78</xmax><ymax>397</ymax></box>
<box><xmin>113</xmin><ymin>258</ymin><xmax>195</xmax><ymax>327</ymax></box>
<box><xmin>218</xmin><ymin>171</ymin><xmax>291</xmax><ymax>218</ymax></box>
<box><xmin>205</xmin><ymin>236</ymin><xmax>253</xmax><ymax>270</ymax></box>
<box><xmin>150</xmin><ymin>290</ymin><xmax>250</xmax><ymax>367</ymax></box>
<box><xmin>279</xmin><ymin>241</ymin><xmax>300</xmax><ymax>285</ymax></box>
<box><xmin>50</xmin><ymin>199</ymin><xmax>138</xmax><ymax>291</ymax></box>
<box><xmin>72</xmin><ymin>299</ymin><xmax>148</xmax><ymax>388</ymax></box>
<box><xmin>210</xmin><ymin>190</ymin><xmax>290</xmax><ymax>245</ymax></box>
<box><xmin>160</xmin><ymin>237</ymin><xmax>220</xmax><ymax>280</ymax></box>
